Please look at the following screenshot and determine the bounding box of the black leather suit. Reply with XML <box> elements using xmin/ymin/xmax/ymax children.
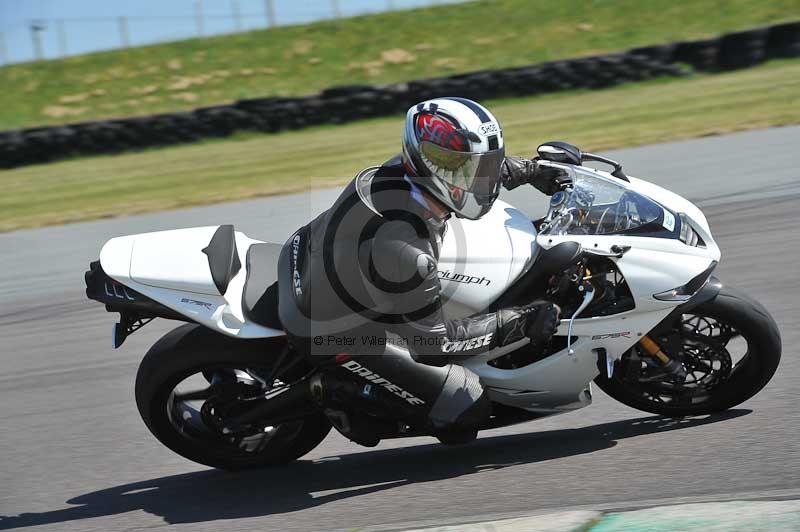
<box><xmin>277</xmin><ymin>155</ymin><xmax>559</xmax><ymax>432</ymax></box>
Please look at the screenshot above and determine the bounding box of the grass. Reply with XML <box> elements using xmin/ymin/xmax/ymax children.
<box><xmin>1</xmin><ymin>0</ymin><xmax>798</xmax><ymax>130</ymax></box>
<box><xmin>2</xmin><ymin>59</ymin><xmax>799</xmax><ymax>233</ymax></box>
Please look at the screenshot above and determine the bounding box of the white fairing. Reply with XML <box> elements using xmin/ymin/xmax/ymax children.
<box><xmin>438</xmin><ymin>200</ymin><xmax>537</xmax><ymax>318</ymax></box>
<box><xmin>100</xmin><ymin>226</ymin><xmax>284</xmax><ymax>338</ymax></box>
<box><xmin>98</xmin><ymin>164</ymin><xmax>722</xmax><ymax>417</ymax></box>
<box><xmin>441</xmin><ymin>166</ymin><xmax>721</xmax><ymax>412</ymax></box>
<box><xmin>130</xmin><ymin>227</ymin><xmax>221</xmax><ymax>295</ymax></box>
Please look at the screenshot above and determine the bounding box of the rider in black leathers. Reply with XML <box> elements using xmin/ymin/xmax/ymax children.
<box><xmin>278</xmin><ymin>98</ymin><xmax>573</xmax><ymax>443</ymax></box>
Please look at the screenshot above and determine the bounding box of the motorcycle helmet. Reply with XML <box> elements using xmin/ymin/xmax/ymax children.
<box><xmin>402</xmin><ymin>97</ymin><xmax>505</xmax><ymax>219</ymax></box>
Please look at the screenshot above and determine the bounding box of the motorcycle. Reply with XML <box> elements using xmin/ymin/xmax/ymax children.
<box><xmin>85</xmin><ymin>142</ymin><xmax>781</xmax><ymax>470</ymax></box>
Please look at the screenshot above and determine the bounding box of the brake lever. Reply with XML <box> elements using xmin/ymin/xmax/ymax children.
<box><xmin>566</xmin><ymin>283</ymin><xmax>595</xmax><ymax>355</ymax></box>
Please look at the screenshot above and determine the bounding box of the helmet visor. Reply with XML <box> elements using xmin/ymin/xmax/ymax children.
<box><xmin>419</xmin><ymin>141</ymin><xmax>505</xmax><ymax>195</ymax></box>
<box><xmin>417</xmin><ymin>141</ymin><xmax>506</xmax><ymax>219</ymax></box>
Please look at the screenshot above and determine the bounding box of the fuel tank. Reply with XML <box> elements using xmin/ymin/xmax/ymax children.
<box><xmin>438</xmin><ymin>200</ymin><xmax>538</xmax><ymax>317</ymax></box>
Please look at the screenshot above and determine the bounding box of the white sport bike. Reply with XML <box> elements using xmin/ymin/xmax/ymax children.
<box><xmin>86</xmin><ymin>142</ymin><xmax>781</xmax><ymax>470</ymax></box>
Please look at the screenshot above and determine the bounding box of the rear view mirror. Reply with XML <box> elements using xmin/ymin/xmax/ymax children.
<box><xmin>537</xmin><ymin>141</ymin><xmax>583</xmax><ymax>165</ymax></box>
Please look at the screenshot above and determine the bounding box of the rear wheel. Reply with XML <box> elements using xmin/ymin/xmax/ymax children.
<box><xmin>135</xmin><ymin>324</ymin><xmax>330</xmax><ymax>470</ymax></box>
<box><xmin>595</xmin><ymin>286</ymin><xmax>781</xmax><ymax>417</ymax></box>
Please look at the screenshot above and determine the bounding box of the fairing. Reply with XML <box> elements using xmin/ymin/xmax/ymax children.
<box><xmin>100</xmin><ymin>227</ymin><xmax>284</xmax><ymax>338</ymax></box>
<box><xmin>437</xmin><ymin>199</ymin><xmax>538</xmax><ymax>318</ymax></box>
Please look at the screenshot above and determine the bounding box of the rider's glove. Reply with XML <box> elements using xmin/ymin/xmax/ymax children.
<box><xmin>502</xmin><ymin>156</ymin><xmax>572</xmax><ymax>196</ymax></box>
<box><xmin>496</xmin><ymin>300</ymin><xmax>561</xmax><ymax>347</ymax></box>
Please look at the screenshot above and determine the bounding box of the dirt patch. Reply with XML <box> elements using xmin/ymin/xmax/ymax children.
<box><xmin>130</xmin><ymin>85</ymin><xmax>159</xmax><ymax>95</ymax></box>
<box><xmin>292</xmin><ymin>40</ymin><xmax>314</xmax><ymax>54</ymax></box>
<box><xmin>42</xmin><ymin>105</ymin><xmax>88</xmax><ymax>118</ymax></box>
<box><xmin>432</xmin><ymin>57</ymin><xmax>461</xmax><ymax>69</ymax></box>
<box><xmin>348</xmin><ymin>60</ymin><xmax>385</xmax><ymax>77</ymax></box>
<box><xmin>381</xmin><ymin>48</ymin><xmax>416</xmax><ymax>64</ymax></box>
<box><xmin>167</xmin><ymin>75</ymin><xmax>212</xmax><ymax>91</ymax></box>
<box><xmin>59</xmin><ymin>93</ymin><xmax>90</xmax><ymax>104</ymax></box>
<box><xmin>171</xmin><ymin>92</ymin><xmax>199</xmax><ymax>102</ymax></box>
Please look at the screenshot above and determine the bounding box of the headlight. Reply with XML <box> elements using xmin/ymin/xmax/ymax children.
<box><xmin>679</xmin><ymin>214</ymin><xmax>705</xmax><ymax>248</ymax></box>
<box><xmin>653</xmin><ymin>261</ymin><xmax>717</xmax><ymax>301</ymax></box>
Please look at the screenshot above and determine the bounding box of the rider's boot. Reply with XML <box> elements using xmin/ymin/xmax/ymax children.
<box><xmin>337</xmin><ymin>343</ymin><xmax>492</xmax><ymax>436</ymax></box>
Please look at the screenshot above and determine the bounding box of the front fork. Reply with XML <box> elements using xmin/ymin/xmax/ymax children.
<box><xmin>637</xmin><ymin>335</ymin><xmax>688</xmax><ymax>382</ymax></box>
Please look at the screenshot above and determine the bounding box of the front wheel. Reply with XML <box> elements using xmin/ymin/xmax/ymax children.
<box><xmin>595</xmin><ymin>286</ymin><xmax>781</xmax><ymax>417</ymax></box>
<box><xmin>135</xmin><ymin>324</ymin><xmax>331</xmax><ymax>470</ymax></box>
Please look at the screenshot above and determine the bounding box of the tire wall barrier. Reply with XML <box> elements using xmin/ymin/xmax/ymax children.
<box><xmin>1</xmin><ymin>21</ymin><xmax>798</xmax><ymax>169</ymax></box>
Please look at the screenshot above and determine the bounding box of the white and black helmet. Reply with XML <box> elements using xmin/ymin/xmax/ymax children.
<box><xmin>402</xmin><ymin>97</ymin><xmax>505</xmax><ymax>220</ymax></box>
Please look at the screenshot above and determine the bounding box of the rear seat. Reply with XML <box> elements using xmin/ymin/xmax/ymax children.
<box><xmin>241</xmin><ymin>243</ymin><xmax>283</xmax><ymax>329</ymax></box>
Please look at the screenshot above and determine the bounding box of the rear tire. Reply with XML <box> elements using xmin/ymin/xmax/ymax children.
<box><xmin>135</xmin><ymin>324</ymin><xmax>331</xmax><ymax>470</ymax></box>
<box><xmin>595</xmin><ymin>286</ymin><xmax>781</xmax><ymax>416</ymax></box>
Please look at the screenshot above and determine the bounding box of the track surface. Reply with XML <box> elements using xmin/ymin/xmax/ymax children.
<box><xmin>1</xmin><ymin>127</ymin><xmax>799</xmax><ymax>531</ymax></box>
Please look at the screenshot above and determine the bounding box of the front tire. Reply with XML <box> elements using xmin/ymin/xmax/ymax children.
<box><xmin>135</xmin><ymin>324</ymin><xmax>331</xmax><ymax>470</ymax></box>
<box><xmin>595</xmin><ymin>286</ymin><xmax>781</xmax><ymax>417</ymax></box>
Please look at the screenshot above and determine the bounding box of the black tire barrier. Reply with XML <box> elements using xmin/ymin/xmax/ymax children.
<box><xmin>767</xmin><ymin>21</ymin><xmax>800</xmax><ymax>58</ymax></box>
<box><xmin>674</xmin><ymin>38</ymin><xmax>721</xmax><ymax>70</ymax></box>
<box><xmin>1</xmin><ymin>21</ymin><xmax>797</xmax><ymax>170</ymax></box>
<box><xmin>718</xmin><ymin>28</ymin><xmax>770</xmax><ymax>70</ymax></box>
<box><xmin>628</xmin><ymin>43</ymin><xmax>678</xmax><ymax>64</ymax></box>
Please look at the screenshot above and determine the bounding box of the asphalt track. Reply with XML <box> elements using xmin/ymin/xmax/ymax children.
<box><xmin>1</xmin><ymin>127</ymin><xmax>799</xmax><ymax>531</ymax></box>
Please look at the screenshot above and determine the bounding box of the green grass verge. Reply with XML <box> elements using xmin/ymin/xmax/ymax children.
<box><xmin>1</xmin><ymin>0</ymin><xmax>798</xmax><ymax>130</ymax></box>
<box><xmin>2</xmin><ymin>59</ymin><xmax>798</xmax><ymax>233</ymax></box>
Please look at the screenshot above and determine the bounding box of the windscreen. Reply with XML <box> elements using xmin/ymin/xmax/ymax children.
<box><xmin>539</xmin><ymin>169</ymin><xmax>675</xmax><ymax>237</ymax></box>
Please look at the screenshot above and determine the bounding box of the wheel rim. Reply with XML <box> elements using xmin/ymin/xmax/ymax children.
<box><xmin>164</xmin><ymin>365</ymin><xmax>304</xmax><ymax>456</ymax></box>
<box><xmin>622</xmin><ymin>312</ymin><xmax>749</xmax><ymax>408</ymax></box>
